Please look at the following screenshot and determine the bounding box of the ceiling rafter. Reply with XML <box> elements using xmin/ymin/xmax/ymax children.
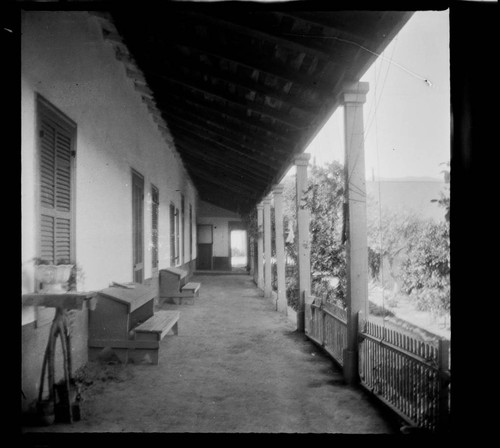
<box><xmin>194</xmin><ymin>179</ymin><xmax>254</xmax><ymax>210</ymax></box>
<box><xmin>284</xmin><ymin>11</ymin><xmax>386</xmax><ymax>43</ymax></box>
<box><xmin>146</xmin><ymin>72</ymin><xmax>305</xmax><ymax>130</ymax></box>
<box><xmin>176</xmin><ymin>142</ymin><xmax>273</xmax><ymax>183</ymax></box>
<box><xmin>170</xmin><ymin>124</ymin><xmax>278</xmax><ymax>167</ymax></box>
<box><xmin>162</xmin><ymin>99</ymin><xmax>298</xmax><ymax>147</ymax></box>
<box><xmin>164</xmin><ymin>113</ymin><xmax>287</xmax><ymax>159</ymax></box>
<box><xmin>275</xmin><ymin>12</ymin><xmax>375</xmax><ymax>48</ymax></box>
<box><xmin>140</xmin><ymin>25</ymin><xmax>335</xmax><ymax>94</ymax></box>
<box><xmin>172</xmin><ymin>133</ymin><xmax>279</xmax><ymax>173</ymax></box>
<box><xmin>153</xmin><ymin>90</ymin><xmax>305</xmax><ymax>144</ymax></box>
<box><xmin>180</xmin><ymin>154</ymin><xmax>270</xmax><ymax>190</ymax></box>
<box><xmin>187</xmin><ymin>166</ymin><xmax>262</xmax><ymax>197</ymax></box>
<box><xmin>162</xmin><ymin>105</ymin><xmax>290</xmax><ymax>155</ymax></box>
<box><xmin>182</xmin><ymin>11</ymin><xmax>343</xmax><ymax>68</ymax></box>
<box><xmin>141</xmin><ymin>54</ymin><xmax>320</xmax><ymax>113</ymax></box>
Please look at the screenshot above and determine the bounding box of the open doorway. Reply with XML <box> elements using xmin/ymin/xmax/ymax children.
<box><xmin>230</xmin><ymin>229</ymin><xmax>248</xmax><ymax>271</ymax></box>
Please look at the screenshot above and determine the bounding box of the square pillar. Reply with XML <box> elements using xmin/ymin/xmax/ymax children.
<box><xmin>263</xmin><ymin>196</ymin><xmax>273</xmax><ymax>298</ymax></box>
<box><xmin>249</xmin><ymin>236</ymin><xmax>255</xmax><ymax>277</ymax></box>
<box><xmin>294</xmin><ymin>153</ymin><xmax>311</xmax><ymax>332</ymax></box>
<box><xmin>341</xmin><ymin>81</ymin><xmax>369</xmax><ymax>385</ymax></box>
<box><xmin>256</xmin><ymin>203</ymin><xmax>264</xmax><ymax>291</ymax></box>
<box><xmin>273</xmin><ymin>185</ymin><xmax>287</xmax><ymax>313</ymax></box>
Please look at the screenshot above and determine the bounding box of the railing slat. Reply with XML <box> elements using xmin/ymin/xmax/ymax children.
<box><xmin>308</xmin><ymin>303</ymin><xmax>449</xmax><ymax>433</ymax></box>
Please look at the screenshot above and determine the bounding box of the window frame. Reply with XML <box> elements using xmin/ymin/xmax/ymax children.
<box><xmin>36</xmin><ymin>94</ymin><xmax>77</xmax><ymax>268</ymax></box>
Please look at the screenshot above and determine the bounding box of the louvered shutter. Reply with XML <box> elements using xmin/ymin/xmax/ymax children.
<box><xmin>132</xmin><ymin>171</ymin><xmax>144</xmax><ymax>283</ymax></box>
<box><xmin>181</xmin><ymin>195</ymin><xmax>185</xmax><ymax>265</ymax></box>
<box><xmin>39</xmin><ymin>105</ymin><xmax>74</xmax><ymax>265</ymax></box>
<box><xmin>170</xmin><ymin>203</ymin><xmax>175</xmax><ymax>265</ymax></box>
<box><xmin>151</xmin><ymin>186</ymin><xmax>159</xmax><ymax>269</ymax></box>
<box><xmin>175</xmin><ymin>208</ymin><xmax>180</xmax><ymax>264</ymax></box>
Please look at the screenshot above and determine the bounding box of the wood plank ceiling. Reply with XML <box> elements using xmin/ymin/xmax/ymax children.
<box><xmin>110</xmin><ymin>7</ymin><xmax>412</xmax><ymax>214</ymax></box>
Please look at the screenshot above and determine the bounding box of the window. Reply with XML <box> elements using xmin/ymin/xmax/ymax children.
<box><xmin>132</xmin><ymin>170</ymin><xmax>144</xmax><ymax>283</ymax></box>
<box><xmin>175</xmin><ymin>206</ymin><xmax>180</xmax><ymax>264</ymax></box>
<box><xmin>189</xmin><ymin>204</ymin><xmax>193</xmax><ymax>260</ymax></box>
<box><xmin>170</xmin><ymin>203</ymin><xmax>175</xmax><ymax>265</ymax></box>
<box><xmin>37</xmin><ymin>96</ymin><xmax>75</xmax><ymax>266</ymax></box>
<box><xmin>181</xmin><ymin>194</ymin><xmax>185</xmax><ymax>264</ymax></box>
<box><xmin>151</xmin><ymin>185</ymin><xmax>159</xmax><ymax>270</ymax></box>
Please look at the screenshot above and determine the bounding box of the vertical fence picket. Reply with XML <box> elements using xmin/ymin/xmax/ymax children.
<box><xmin>438</xmin><ymin>339</ymin><xmax>450</xmax><ymax>431</ymax></box>
<box><xmin>308</xmin><ymin>306</ymin><xmax>449</xmax><ymax>432</ymax></box>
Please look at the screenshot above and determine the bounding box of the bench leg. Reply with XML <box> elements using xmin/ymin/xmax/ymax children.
<box><xmin>128</xmin><ymin>349</ymin><xmax>159</xmax><ymax>365</ymax></box>
<box><xmin>172</xmin><ymin>321</ymin><xmax>178</xmax><ymax>336</ymax></box>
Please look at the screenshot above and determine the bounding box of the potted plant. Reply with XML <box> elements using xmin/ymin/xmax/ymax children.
<box><xmin>34</xmin><ymin>258</ymin><xmax>75</xmax><ymax>294</ymax></box>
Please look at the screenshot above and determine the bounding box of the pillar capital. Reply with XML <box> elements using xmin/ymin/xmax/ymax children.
<box><xmin>262</xmin><ymin>196</ymin><xmax>272</xmax><ymax>205</ymax></box>
<box><xmin>294</xmin><ymin>153</ymin><xmax>311</xmax><ymax>167</ymax></box>
<box><xmin>256</xmin><ymin>202</ymin><xmax>264</xmax><ymax>211</ymax></box>
<box><xmin>272</xmin><ymin>184</ymin><xmax>285</xmax><ymax>196</ymax></box>
<box><xmin>341</xmin><ymin>81</ymin><xmax>369</xmax><ymax>105</ymax></box>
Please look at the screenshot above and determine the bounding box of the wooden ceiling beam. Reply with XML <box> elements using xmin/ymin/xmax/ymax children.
<box><xmin>187</xmin><ymin>165</ymin><xmax>261</xmax><ymax>197</ymax></box>
<box><xmin>176</xmin><ymin>142</ymin><xmax>273</xmax><ymax>183</ymax></box>
<box><xmin>172</xmin><ymin>133</ymin><xmax>279</xmax><ymax>173</ymax></box>
<box><xmin>194</xmin><ymin>179</ymin><xmax>254</xmax><ymax>212</ymax></box>
<box><xmin>276</xmin><ymin>12</ymin><xmax>375</xmax><ymax>47</ymax></box>
<box><xmin>170</xmin><ymin>40</ymin><xmax>330</xmax><ymax>96</ymax></box>
<box><xmin>162</xmin><ymin>106</ymin><xmax>290</xmax><ymax>155</ymax></box>
<box><xmin>187</xmin><ymin>159</ymin><xmax>268</xmax><ymax>194</ymax></box>
<box><xmin>180</xmin><ymin>152</ymin><xmax>270</xmax><ymax>189</ymax></box>
<box><xmin>183</xmin><ymin>11</ymin><xmax>342</xmax><ymax>68</ymax></box>
<box><xmin>140</xmin><ymin>22</ymin><xmax>335</xmax><ymax>94</ymax></box>
<box><xmin>170</xmin><ymin>125</ymin><xmax>279</xmax><ymax>169</ymax></box>
<box><xmin>164</xmin><ymin>113</ymin><xmax>287</xmax><ymax>159</ymax></box>
<box><xmin>143</xmin><ymin>54</ymin><xmax>320</xmax><ymax>113</ymax></box>
<box><xmin>146</xmin><ymin>73</ymin><xmax>305</xmax><ymax>130</ymax></box>
<box><xmin>153</xmin><ymin>90</ymin><xmax>305</xmax><ymax>144</ymax></box>
<box><xmin>159</xmin><ymin>96</ymin><xmax>297</xmax><ymax>147</ymax></box>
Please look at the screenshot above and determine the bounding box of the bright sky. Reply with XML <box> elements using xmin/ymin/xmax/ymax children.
<box><xmin>302</xmin><ymin>10</ymin><xmax>450</xmax><ymax>181</ymax></box>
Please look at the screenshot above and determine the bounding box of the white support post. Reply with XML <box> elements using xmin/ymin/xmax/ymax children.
<box><xmin>249</xmin><ymin>236</ymin><xmax>255</xmax><ymax>277</ymax></box>
<box><xmin>294</xmin><ymin>153</ymin><xmax>311</xmax><ymax>332</ymax></box>
<box><xmin>341</xmin><ymin>81</ymin><xmax>369</xmax><ymax>385</ymax></box>
<box><xmin>263</xmin><ymin>196</ymin><xmax>272</xmax><ymax>299</ymax></box>
<box><xmin>273</xmin><ymin>185</ymin><xmax>287</xmax><ymax>313</ymax></box>
<box><xmin>256</xmin><ymin>203</ymin><xmax>264</xmax><ymax>291</ymax></box>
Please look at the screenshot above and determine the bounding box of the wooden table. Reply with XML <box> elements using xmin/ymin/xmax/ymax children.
<box><xmin>22</xmin><ymin>292</ymin><xmax>97</xmax><ymax>424</ymax></box>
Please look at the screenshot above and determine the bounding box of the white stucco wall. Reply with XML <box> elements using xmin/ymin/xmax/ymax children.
<box><xmin>197</xmin><ymin>200</ymin><xmax>243</xmax><ymax>258</ymax></box>
<box><xmin>21</xmin><ymin>11</ymin><xmax>198</xmax><ymax>324</ymax></box>
<box><xmin>197</xmin><ymin>217</ymin><xmax>229</xmax><ymax>257</ymax></box>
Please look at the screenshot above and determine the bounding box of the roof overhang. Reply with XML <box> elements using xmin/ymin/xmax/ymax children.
<box><xmin>106</xmin><ymin>6</ymin><xmax>412</xmax><ymax>214</ymax></box>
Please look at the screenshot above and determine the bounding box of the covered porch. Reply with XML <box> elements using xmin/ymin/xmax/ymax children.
<box><xmin>20</xmin><ymin>4</ymin><xmax>455</xmax><ymax>435</ymax></box>
<box><xmin>24</xmin><ymin>274</ymin><xmax>397</xmax><ymax>433</ymax></box>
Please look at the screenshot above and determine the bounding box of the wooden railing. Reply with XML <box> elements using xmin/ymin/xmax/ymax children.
<box><xmin>358</xmin><ymin>314</ymin><xmax>450</xmax><ymax>432</ymax></box>
<box><xmin>305</xmin><ymin>299</ymin><xmax>451</xmax><ymax>432</ymax></box>
<box><xmin>306</xmin><ymin>300</ymin><xmax>347</xmax><ymax>367</ymax></box>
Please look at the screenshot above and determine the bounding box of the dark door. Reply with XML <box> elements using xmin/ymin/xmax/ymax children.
<box><xmin>132</xmin><ymin>170</ymin><xmax>144</xmax><ymax>283</ymax></box>
<box><xmin>197</xmin><ymin>225</ymin><xmax>213</xmax><ymax>270</ymax></box>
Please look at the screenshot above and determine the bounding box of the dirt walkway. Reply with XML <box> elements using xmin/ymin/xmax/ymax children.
<box><xmin>24</xmin><ymin>275</ymin><xmax>397</xmax><ymax>433</ymax></box>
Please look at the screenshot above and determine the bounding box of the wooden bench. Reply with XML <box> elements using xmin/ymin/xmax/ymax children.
<box><xmin>134</xmin><ymin>310</ymin><xmax>180</xmax><ymax>341</ymax></box>
<box><xmin>181</xmin><ymin>282</ymin><xmax>201</xmax><ymax>296</ymax></box>
<box><xmin>129</xmin><ymin>310</ymin><xmax>180</xmax><ymax>364</ymax></box>
<box><xmin>88</xmin><ymin>283</ymin><xmax>180</xmax><ymax>365</ymax></box>
<box><xmin>159</xmin><ymin>268</ymin><xmax>201</xmax><ymax>305</ymax></box>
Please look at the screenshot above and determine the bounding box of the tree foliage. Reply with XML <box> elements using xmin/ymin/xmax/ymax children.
<box><xmin>281</xmin><ymin>162</ymin><xmax>346</xmax><ymax>308</ymax></box>
<box><xmin>247</xmin><ymin>160</ymin><xmax>450</xmax><ymax>316</ymax></box>
<box><xmin>366</xmin><ymin>166</ymin><xmax>450</xmax><ymax>315</ymax></box>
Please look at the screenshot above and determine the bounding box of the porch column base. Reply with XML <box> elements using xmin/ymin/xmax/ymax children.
<box><xmin>276</xmin><ymin>297</ymin><xmax>288</xmax><ymax>314</ymax></box>
<box><xmin>342</xmin><ymin>349</ymin><xmax>360</xmax><ymax>385</ymax></box>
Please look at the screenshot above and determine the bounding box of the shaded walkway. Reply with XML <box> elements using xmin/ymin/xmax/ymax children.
<box><xmin>25</xmin><ymin>275</ymin><xmax>396</xmax><ymax>433</ymax></box>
